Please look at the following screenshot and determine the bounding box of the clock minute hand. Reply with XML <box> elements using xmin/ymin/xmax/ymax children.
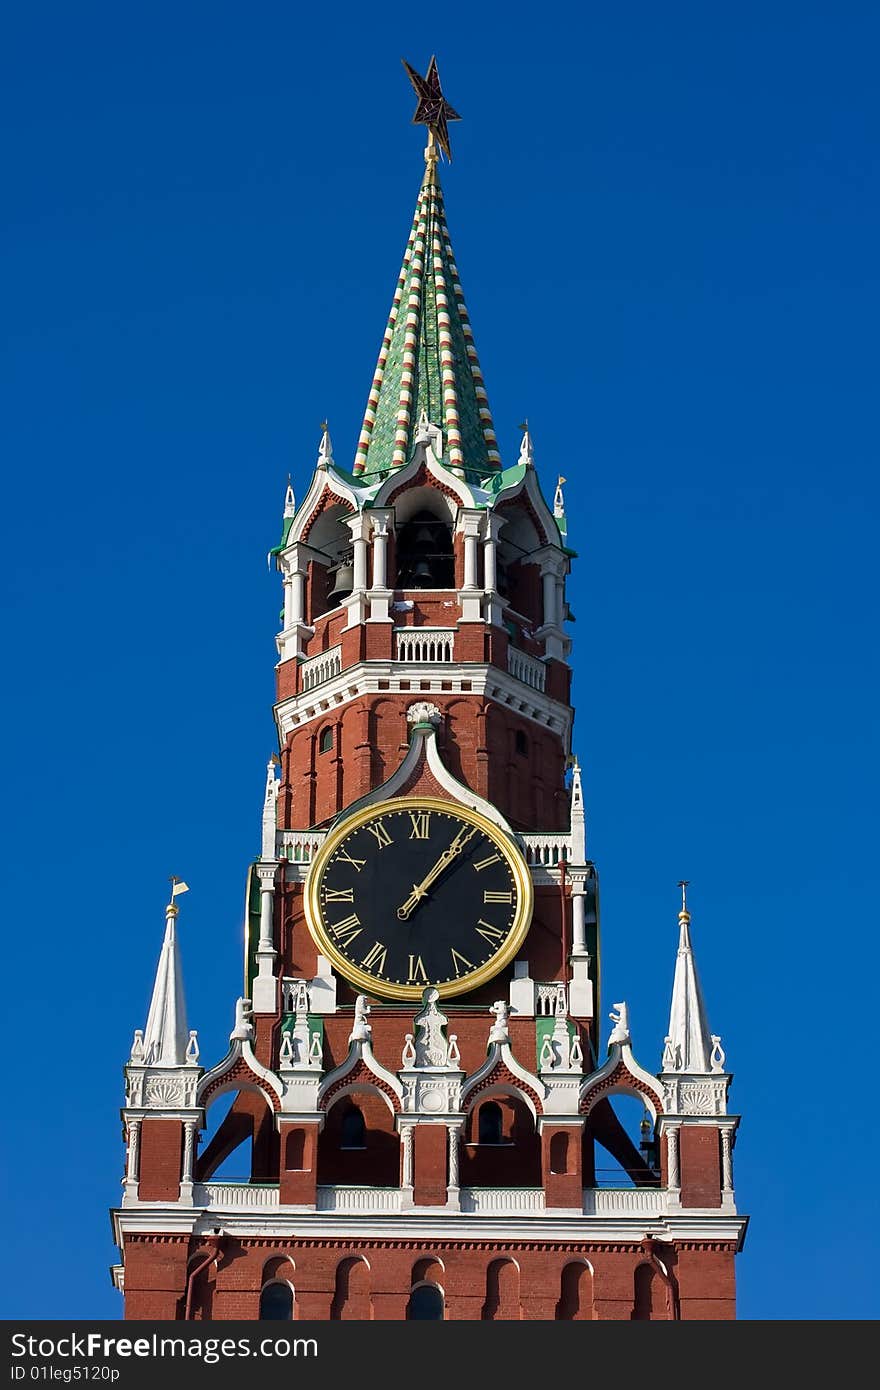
<box><xmin>396</xmin><ymin>825</ymin><xmax>479</xmax><ymax>920</ymax></box>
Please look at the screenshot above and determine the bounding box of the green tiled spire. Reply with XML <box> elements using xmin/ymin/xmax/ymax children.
<box><xmin>353</xmin><ymin>147</ymin><xmax>501</xmax><ymax>481</ymax></box>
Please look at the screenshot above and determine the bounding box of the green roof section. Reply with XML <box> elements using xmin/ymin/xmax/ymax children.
<box><xmin>353</xmin><ymin>149</ymin><xmax>501</xmax><ymax>484</ymax></box>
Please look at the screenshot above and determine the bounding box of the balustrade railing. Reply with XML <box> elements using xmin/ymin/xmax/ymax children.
<box><xmin>507</xmin><ymin>646</ymin><xmax>547</xmax><ymax>692</ymax></box>
<box><xmin>300</xmin><ymin>644</ymin><xmax>342</xmax><ymax>692</ymax></box>
<box><xmin>277</xmin><ymin>830</ymin><xmax>327</xmax><ymax>863</ymax></box>
<box><xmin>395</xmin><ymin>628</ymin><xmax>455</xmax><ymax>664</ymax></box>
<box><xmin>520</xmin><ymin>833</ymin><xmax>572</xmax><ymax>866</ymax></box>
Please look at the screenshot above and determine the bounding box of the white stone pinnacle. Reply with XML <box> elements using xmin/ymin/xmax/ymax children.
<box><xmin>142</xmin><ymin>904</ymin><xmax>190</xmax><ymax>1067</ymax></box>
<box><xmin>664</xmin><ymin>908</ymin><xmax>714</xmax><ymax>1074</ymax></box>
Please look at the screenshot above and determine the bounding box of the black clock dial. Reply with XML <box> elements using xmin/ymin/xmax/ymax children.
<box><xmin>305</xmin><ymin>798</ymin><xmax>532</xmax><ymax>999</ymax></box>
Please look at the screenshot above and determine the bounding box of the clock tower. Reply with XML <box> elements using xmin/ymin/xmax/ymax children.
<box><xmin>111</xmin><ymin>61</ymin><xmax>747</xmax><ymax>1321</ymax></box>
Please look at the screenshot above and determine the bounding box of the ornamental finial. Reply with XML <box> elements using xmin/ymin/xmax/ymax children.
<box><xmin>402</xmin><ymin>57</ymin><xmax>461</xmax><ymax>165</ymax></box>
<box><xmin>678</xmin><ymin>879</ymin><xmax>690</xmax><ymax>922</ymax></box>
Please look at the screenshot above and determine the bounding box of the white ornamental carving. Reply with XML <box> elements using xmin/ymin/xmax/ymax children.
<box><xmin>144</xmin><ymin>1077</ymin><xmax>185</xmax><ymax>1108</ymax></box>
<box><xmin>406</xmin><ymin>701</ymin><xmax>441</xmax><ymax>727</ymax></box>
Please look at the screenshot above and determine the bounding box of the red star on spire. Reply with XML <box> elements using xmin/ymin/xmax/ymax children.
<box><xmin>402</xmin><ymin>56</ymin><xmax>462</xmax><ymax>161</ymax></box>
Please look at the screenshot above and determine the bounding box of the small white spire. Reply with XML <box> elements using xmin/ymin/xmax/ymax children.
<box><xmin>663</xmin><ymin>883</ymin><xmax>714</xmax><ymax>1073</ymax></box>
<box><xmin>283</xmin><ymin>476</ymin><xmax>296</xmax><ymax>518</ymax></box>
<box><xmin>317</xmin><ymin>421</ymin><xmax>334</xmax><ymax>470</ymax></box>
<box><xmin>518</xmin><ymin>421</ymin><xmax>534</xmax><ymax>467</ymax></box>
<box><xmin>569</xmin><ymin>757</ymin><xmax>586</xmax><ymax>862</ymax></box>
<box><xmin>554</xmin><ymin>474</ymin><xmax>566</xmax><ymax>517</ymax></box>
<box><xmin>141</xmin><ymin>893</ymin><xmax>190</xmax><ymax>1067</ymax></box>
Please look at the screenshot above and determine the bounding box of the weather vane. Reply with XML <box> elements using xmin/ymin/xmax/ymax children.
<box><xmin>402</xmin><ymin>56</ymin><xmax>461</xmax><ymax>161</ymax></box>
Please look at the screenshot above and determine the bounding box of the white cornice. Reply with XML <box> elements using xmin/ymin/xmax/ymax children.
<box><xmin>112</xmin><ymin>1207</ymin><xmax>749</xmax><ymax>1250</ymax></box>
<box><xmin>273</xmin><ymin>660</ymin><xmax>573</xmax><ymax>748</ymax></box>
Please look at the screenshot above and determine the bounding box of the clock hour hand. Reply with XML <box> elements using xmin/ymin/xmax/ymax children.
<box><xmin>396</xmin><ymin>825</ymin><xmax>478</xmax><ymax>920</ymax></box>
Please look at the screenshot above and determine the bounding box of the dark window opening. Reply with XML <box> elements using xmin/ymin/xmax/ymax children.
<box><xmin>259</xmin><ymin>1283</ymin><xmax>293</xmax><ymax>1320</ymax></box>
<box><xmin>515</xmin><ymin>730</ymin><xmax>528</xmax><ymax>757</ymax></box>
<box><xmin>407</xmin><ymin>1284</ymin><xmax>444</xmax><ymax>1320</ymax></box>
<box><xmin>396</xmin><ymin>512</ymin><xmax>454</xmax><ymax>589</ymax></box>
<box><xmin>478</xmin><ymin>1101</ymin><xmax>504</xmax><ymax>1146</ymax></box>
<box><xmin>340</xmin><ymin>1104</ymin><xmax>366</xmax><ymax>1150</ymax></box>
<box><xmin>319</xmin><ymin>727</ymin><xmax>334</xmax><ymax>754</ymax></box>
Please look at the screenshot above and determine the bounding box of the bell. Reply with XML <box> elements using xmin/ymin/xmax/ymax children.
<box><xmin>410</xmin><ymin>558</ymin><xmax>434</xmax><ymax>587</ymax></box>
<box><xmin>327</xmin><ymin>562</ymin><xmax>354</xmax><ymax>603</ymax></box>
<box><xmin>414</xmin><ymin>525</ymin><xmax>436</xmax><ymax>545</ymax></box>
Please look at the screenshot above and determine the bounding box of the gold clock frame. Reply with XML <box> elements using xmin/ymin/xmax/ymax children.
<box><xmin>303</xmin><ymin>795</ymin><xmax>534</xmax><ymax>1001</ymax></box>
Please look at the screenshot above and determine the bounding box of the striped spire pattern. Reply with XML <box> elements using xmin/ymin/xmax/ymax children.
<box><xmin>353</xmin><ymin>158</ymin><xmax>500</xmax><ymax>478</ymax></box>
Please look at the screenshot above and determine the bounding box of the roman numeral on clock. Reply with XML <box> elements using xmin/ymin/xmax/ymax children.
<box><xmin>483</xmin><ymin>890</ymin><xmax>513</xmax><ymax>904</ymax></box>
<box><xmin>336</xmin><ymin>849</ymin><xmax>366</xmax><ymax>872</ymax></box>
<box><xmin>450</xmin><ymin>948</ymin><xmax>475</xmax><ymax>976</ymax></box>
<box><xmin>407</xmin><ymin>954</ymin><xmax>428</xmax><ymax>983</ymax></box>
<box><xmin>473</xmin><ymin>852</ymin><xmax>501</xmax><ymax>872</ymax></box>
<box><xmin>329</xmin><ymin>914</ymin><xmax>362</xmax><ymax>947</ymax></box>
<box><xmin>476</xmin><ymin>918</ymin><xmax>504</xmax><ymax>944</ymax></box>
<box><xmin>366</xmin><ymin>819</ymin><xmax>393</xmax><ymax>849</ymax></box>
<box><xmin>361</xmin><ymin>941</ymin><xmax>388</xmax><ymax>975</ymax></box>
<box><xmin>324</xmin><ymin>887</ymin><xmax>354</xmax><ymax>902</ymax></box>
<box><xmin>408</xmin><ymin>812</ymin><xmax>431</xmax><ymax>839</ymax></box>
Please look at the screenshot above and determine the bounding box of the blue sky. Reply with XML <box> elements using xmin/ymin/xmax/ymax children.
<box><xmin>2</xmin><ymin>2</ymin><xmax>877</xmax><ymax>1320</ymax></box>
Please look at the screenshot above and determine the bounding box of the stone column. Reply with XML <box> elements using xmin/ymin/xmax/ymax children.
<box><xmin>126</xmin><ymin>1119</ymin><xmax>141</xmax><ymax>1183</ymax></box>
<box><xmin>276</xmin><ymin>545</ymin><xmax>313</xmax><ymax>661</ymax></box>
<box><xmin>720</xmin><ymin>1126</ymin><xmax>734</xmax><ymax>1197</ymax></box>
<box><xmin>457</xmin><ymin>510</ymin><xmax>483</xmax><ymax>622</ymax></box>
<box><xmin>367</xmin><ymin>513</ymin><xmax>393</xmax><ymax>624</ymax></box>
<box><xmin>343</xmin><ymin>513</ymin><xmax>371</xmax><ymax>627</ymax></box>
<box><xmin>446</xmin><ymin>1122</ymin><xmax>463</xmax><ymax>1210</ymax></box>
<box><xmin>667</xmin><ymin>1125</ymin><xmax>681</xmax><ymax>1191</ymax></box>
<box><xmin>542</xmin><ymin>568</ymin><xmax>558</xmax><ymax>628</ymax></box>
<box><xmin>180</xmin><ymin>1121</ymin><xmax>197</xmax><ymax>1202</ymax></box>
<box><xmin>482</xmin><ymin>513</ymin><xmax>504</xmax><ymax>627</ymax></box>
<box><xmin>400</xmin><ymin>1123</ymin><xmax>415</xmax><ymax>1207</ymax></box>
<box><xmin>571</xmin><ymin>883</ymin><xmax>587</xmax><ymax>954</ymax></box>
<box><xmin>252</xmin><ymin>863</ymin><xmax>278</xmax><ymax>1014</ymax></box>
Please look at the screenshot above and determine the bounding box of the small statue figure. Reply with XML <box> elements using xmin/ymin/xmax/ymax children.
<box><xmin>350</xmin><ymin>994</ymin><xmax>372</xmax><ymax>1043</ymax></box>
<box><xmin>608</xmin><ymin>1001</ymin><xmax>630</xmax><ymax>1047</ymax></box>
<box><xmin>488</xmin><ymin>1000</ymin><xmax>510</xmax><ymax>1045</ymax></box>
<box><xmin>231</xmin><ymin>997</ymin><xmax>255</xmax><ymax>1042</ymax></box>
<box><xmin>413</xmin><ymin>986</ymin><xmax>450</xmax><ymax>1066</ymax></box>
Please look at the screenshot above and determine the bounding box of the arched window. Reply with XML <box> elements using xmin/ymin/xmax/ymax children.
<box><xmin>259</xmin><ymin>1282</ymin><xmax>293</xmax><ymax>1320</ymax></box>
<box><xmin>407</xmin><ymin>1283</ymin><xmax>444</xmax><ymax>1320</ymax></box>
<box><xmin>340</xmin><ymin>1103</ymin><xmax>366</xmax><ymax>1150</ymax></box>
<box><xmin>478</xmin><ymin>1101</ymin><xmax>504</xmax><ymax>1146</ymax></box>
<box><xmin>515</xmin><ymin>730</ymin><xmax>528</xmax><ymax>757</ymax></box>
<box><xmin>550</xmin><ymin>1131</ymin><xmax>569</xmax><ymax>1175</ymax></box>
<box><xmin>319</xmin><ymin>727</ymin><xmax>334</xmax><ymax>754</ymax></box>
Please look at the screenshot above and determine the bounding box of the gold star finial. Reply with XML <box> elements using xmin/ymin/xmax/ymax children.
<box><xmin>402</xmin><ymin>56</ymin><xmax>461</xmax><ymax>162</ymax></box>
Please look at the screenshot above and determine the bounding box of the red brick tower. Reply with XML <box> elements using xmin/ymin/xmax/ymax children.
<box><xmin>111</xmin><ymin>62</ymin><xmax>746</xmax><ymax>1321</ymax></box>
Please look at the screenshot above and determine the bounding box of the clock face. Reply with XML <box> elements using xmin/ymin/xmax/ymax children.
<box><xmin>304</xmin><ymin>797</ymin><xmax>533</xmax><ymax>1000</ymax></box>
